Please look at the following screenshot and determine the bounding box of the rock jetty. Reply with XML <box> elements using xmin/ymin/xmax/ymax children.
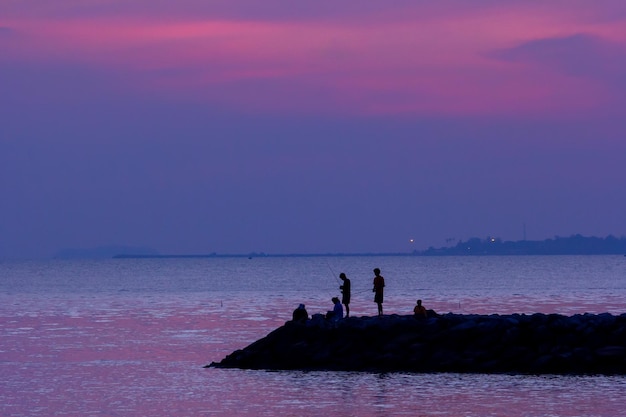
<box><xmin>208</xmin><ymin>312</ymin><xmax>626</xmax><ymax>374</ymax></box>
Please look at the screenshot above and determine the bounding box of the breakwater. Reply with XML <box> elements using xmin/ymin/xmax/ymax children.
<box><xmin>208</xmin><ymin>312</ymin><xmax>626</xmax><ymax>374</ymax></box>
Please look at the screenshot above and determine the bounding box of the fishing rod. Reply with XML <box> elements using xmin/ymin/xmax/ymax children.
<box><xmin>325</xmin><ymin>261</ymin><xmax>341</xmax><ymax>284</ymax></box>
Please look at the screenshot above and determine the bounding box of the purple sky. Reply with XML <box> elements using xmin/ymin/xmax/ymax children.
<box><xmin>1</xmin><ymin>1</ymin><xmax>626</xmax><ymax>257</ymax></box>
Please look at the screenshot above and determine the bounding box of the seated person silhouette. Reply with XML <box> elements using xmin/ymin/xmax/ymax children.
<box><xmin>413</xmin><ymin>299</ymin><xmax>427</xmax><ymax>318</ymax></box>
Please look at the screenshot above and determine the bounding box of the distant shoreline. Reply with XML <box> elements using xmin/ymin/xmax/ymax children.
<box><xmin>114</xmin><ymin>253</ymin><xmax>626</xmax><ymax>259</ymax></box>
<box><xmin>44</xmin><ymin>234</ymin><xmax>622</xmax><ymax>259</ymax></box>
<box><xmin>112</xmin><ymin>252</ymin><xmax>412</xmax><ymax>259</ymax></box>
<box><xmin>114</xmin><ymin>234</ymin><xmax>626</xmax><ymax>258</ymax></box>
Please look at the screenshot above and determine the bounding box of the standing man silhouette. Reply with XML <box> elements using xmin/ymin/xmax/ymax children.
<box><xmin>339</xmin><ymin>273</ymin><xmax>351</xmax><ymax>317</ymax></box>
<box><xmin>372</xmin><ymin>268</ymin><xmax>385</xmax><ymax>316</ymax></box>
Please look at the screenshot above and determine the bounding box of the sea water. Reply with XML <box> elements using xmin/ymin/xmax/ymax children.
<box><xmin>2</xmin><ymin>255</ymin><xmax>626</xmax><ymax>416</ymax></box>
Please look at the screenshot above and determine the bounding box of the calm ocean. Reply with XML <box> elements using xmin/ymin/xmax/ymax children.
<box><xmin>2</xmin><ymin>255</ymin><xmax>626</xmax><ymax>416</ymax></box>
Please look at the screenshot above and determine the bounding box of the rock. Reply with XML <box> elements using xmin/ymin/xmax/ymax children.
<box><xmin>206</xmin><ymin>313</ymin><xmax>626</xmax><ymax>374</ymax></box>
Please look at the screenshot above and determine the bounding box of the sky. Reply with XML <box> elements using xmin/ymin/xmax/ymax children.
<box><xmin>1</xmin><ymin>1</ymin><xmax>626</xmax><ymax>258</ymax></box>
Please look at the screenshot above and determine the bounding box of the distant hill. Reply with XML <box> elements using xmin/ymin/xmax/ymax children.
<box><xmin>418</xmin><ymin>234</ymin><xmax>626</xmax><ymax>256</ymax></box>
<box><xmin>54</xmin><ymin>245</ymin><xmax>159</xmax><ymax>259</ymax></box>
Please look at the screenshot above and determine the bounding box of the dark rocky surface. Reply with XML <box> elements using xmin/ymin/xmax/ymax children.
<box><xmin>207</xmin><ymin>312</ymin><xmax>626</xmax><ymax>374</ymax></box>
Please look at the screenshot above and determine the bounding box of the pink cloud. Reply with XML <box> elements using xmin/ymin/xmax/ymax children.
<box><xmin>1</xmin><ymin>2</ymin><xmax>625</xmax><ymax>117</ymax></box>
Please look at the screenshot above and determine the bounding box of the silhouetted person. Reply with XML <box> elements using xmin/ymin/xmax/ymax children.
<box><xmin>372</xmin><ymin>268</ymin><xmax>385</xmax><ymax>316</ymax></box>
<box><xmin>339</xmin><ymin>272</ymin><xmax>351</xmax><ymax>317</ymax></box>
<box><xmin>292</xmin><ymin>303</ymin><xmax>308</xmax><ymax>323</ymax></box>
<box><xmin>326</xmin><ymin>297</ymin><xmax>343</xmax><ymax>321</ymax></box>
<box><xmin>413</xmin><ymin>299</ymin><xmax>427</xmax><ymax>318</ymax></box>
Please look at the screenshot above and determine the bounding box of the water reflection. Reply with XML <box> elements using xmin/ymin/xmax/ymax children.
<box><xmin>4</xmin><ymin>292</ymin><xmax>626</xmax><ymax>416</ymax></box>
<box><xmin>2</xmin><ymin>257</ymin><xmax>626</xmax><ymax>416</ymax></box>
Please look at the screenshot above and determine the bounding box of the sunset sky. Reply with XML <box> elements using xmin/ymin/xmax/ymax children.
<box><xmin>2</xmin><ymin>1</ymin><xmax>626</xmax><ymax>257</ymax></box>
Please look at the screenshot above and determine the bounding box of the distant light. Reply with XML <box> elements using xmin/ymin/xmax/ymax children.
<box><xmin>491</xmin><ymin>238</ymin><xmax>496</xmax><ymax>242</ymax></box>
<box><xmin>409</xmin><ymin>239</ymin><xmax>414</xmax><ymax>243</ymax></box>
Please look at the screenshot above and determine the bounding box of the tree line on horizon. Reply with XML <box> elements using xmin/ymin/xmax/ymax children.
<box><xmin>418</xmin><ymin>234</ymin><xmax>626</xmax><ymax>256</ymax></box>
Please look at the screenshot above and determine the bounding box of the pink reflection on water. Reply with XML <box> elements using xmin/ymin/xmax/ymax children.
<box><xmin>2</xmin><ymin>294</ymin><xmax>626</xmax><ymax>416</ymax></box>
